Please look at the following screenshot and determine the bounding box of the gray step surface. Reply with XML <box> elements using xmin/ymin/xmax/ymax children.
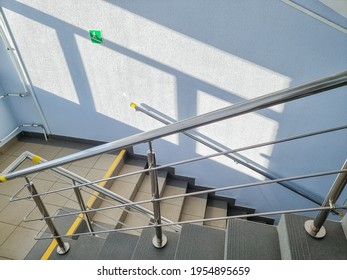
<box><xmin>97</xmin><ymin>231</ymin><xmax>139</xmax><ymax>260</ymax></box>
<box><xmin>175</xmin><ymin>224</ymin><xmax>225</xmax><ymax>260</ymax></box>
<box><xmin>225</xmin><ymin>219</ymin><xmax>281</xmax><ymax>260</ymax></box>
<box><xmin>49</xmin><ymin>235</ymin><xmax>104</xmax><ymax>260</ymax></box>
<box><xmin>132</xmin><ymin>228</ymin><xmax>179</xmax><ymax>260</ymax></box>
<box><xmin>278</xmin><ymin>213</ymin><xmax>347</xmax><ymax>260</ymax></box>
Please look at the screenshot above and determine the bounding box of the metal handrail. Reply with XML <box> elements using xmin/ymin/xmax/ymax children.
<box><xmin>15</xmin><ymin>123</ymin><xmax>345</xmax><ymax>200</ymax></box>
<box><xmin>130</xmin><ymin>102</ymin><xmax>347</xmax><ymax>206</ymax></box>
<box><xmin>1</xmin><ymin>70</ymin><xmax>347</xmax><ymax>181</ymax></box>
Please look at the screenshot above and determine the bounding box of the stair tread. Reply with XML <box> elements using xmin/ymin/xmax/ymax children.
<box><xmin>97</xmin><ymin>231</ymin><xmax>139</xmax><ymax>260</ymax></box>
<box><xmin>132</xmin><ymin>228</ymin><xmax>179</xmax><ymax>260</ymax></box>
<box><xmin>175</xmin><ymin>224</ymin><xmax>225</xmax><ymax>260</ymax></box>
<box><xmin>226</xmin><ymin>218</ymin><xmax>281</xmax><ymax>260</ymax></box>
<box><xmin>278</xmin><ymin>213</ymin><xmax>347</xmax><ymax>260</ymax></box>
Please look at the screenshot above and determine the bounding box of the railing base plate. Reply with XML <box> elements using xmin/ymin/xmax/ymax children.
<box><xmin>152</xmin><ymin>234</ymin><xmax>167</xmax><ymax>249</ymax></box>
<box><xmin>57</xmin><ymin>242</ymin><xmax>70</xmax><ymax>255</ymax></box>
<box><xmin>304</xmin><ymin>220</ymin><xmax>326</xmax><ymax>239</ymax></box>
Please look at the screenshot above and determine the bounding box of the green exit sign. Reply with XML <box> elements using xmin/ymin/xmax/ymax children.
<box><xmin>89</xmin><ymin>29</ymin><xmax>103</xmax><ymax>44</ymax></box>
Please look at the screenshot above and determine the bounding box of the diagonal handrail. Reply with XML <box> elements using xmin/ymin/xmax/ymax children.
<box><xmin>130</xmin><ymin>102</ymin><xmax>347</xmax><ymax>207</ymax></box>
<box><xmin>1</xmin><ymin>70</ymin><xmax>347</xmax><ymax>182</ymax></box>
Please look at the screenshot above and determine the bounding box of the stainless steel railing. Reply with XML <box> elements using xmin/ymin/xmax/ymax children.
<box><xmin>0</xmin><ymin>70</ymin><xmax>347</xmax><ymax>253</ymax></box>
<box><xmin>4</xmin><ymin>151</ymin><xmax>180</xmax><ymax>253</ymax></box>
<box><xmin>130</xmin><ymin>101</ymin><xmax>347</xmax><ymax>208</ymax></box>
<box><xmin>1</xmin><ymin>70</ymin><xmax>347</xmax><ymax>181</ymax></box>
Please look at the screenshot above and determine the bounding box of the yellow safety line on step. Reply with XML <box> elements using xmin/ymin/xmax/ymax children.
<box><xmin>40</xmin><ymin>150</ymin><xmax>126</xmax><ymax>260</ymax></box>
<box><xmin>86</xmin><ymin>149</ymin><xmax>126</xmax><ymax>206</ymax></box>
<box><xmin>41</xmin><ymin>240</ymin><xmax>57</xmax><ymax>260</ymax></box>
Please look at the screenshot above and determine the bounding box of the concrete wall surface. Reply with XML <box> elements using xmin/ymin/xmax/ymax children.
<box><xmin>1</xmin><ymin>0</ymin><xmax>347</xmax><ymax>218</ymax></box>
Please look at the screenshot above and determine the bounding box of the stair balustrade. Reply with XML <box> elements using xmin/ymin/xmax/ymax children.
<box><xmin>0</xmin><ymin>70</ymin><xmax>347</xmax><ymax>257</ymax></box>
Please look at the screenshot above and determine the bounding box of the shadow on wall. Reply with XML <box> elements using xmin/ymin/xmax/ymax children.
<box><xmin>1</xmin><ymin>0</ymin><xmax>347</xmax><ymax>215</ymax></box>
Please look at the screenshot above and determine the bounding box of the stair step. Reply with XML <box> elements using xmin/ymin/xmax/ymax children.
<box><xmin>92</xmin><ymin>158</ymin><xmax>146</xmax><ymax>227</ymax></box>
<box><xmin>225</xmin><ymin>219</ymin><xmax>281</xmax><ymax>260</ymax></box>
<box><xmin>175</xmin><ymin>224</ymin><xmax>225</xmax><ymax>260</ymax></box>
<box><xmin>278</xmin><ymin>213</ymin><xmax>347</xmax><ymax>260</ymax></box>
<box><xmin>120</xmin><ymin>170</ymin><xmax>168</xmax><ymax>235</ymax></box>
<box><xmin>97</xmin><ymin>231</ymin><xmax>139</xmax><ymax>260</ymax></box>
<box><xmin>203</xmin><ymin>199</ymin><xmax>228</xmax><ymax>229</ymax></box>
<box><xmin>132</xmin><ymin>228</ymin><xmax>179</xmax><ymax>260</ymax></box>
<box><xmin>180</xmin><ymin>193</ymin><xmax>208</xmax><ymax>225</ymax></box>
<box><xmin>160</xmin><ymin>178</ymin><xmax>188</xmax><ymax>223</ymax></box>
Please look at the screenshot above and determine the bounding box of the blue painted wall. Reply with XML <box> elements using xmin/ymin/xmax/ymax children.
<box><xmin>1</xmin><ymin>0</ymin><xmax>346</xmax><ymax>219</ymax></box>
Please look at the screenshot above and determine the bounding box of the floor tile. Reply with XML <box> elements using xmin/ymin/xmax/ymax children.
<box><xmin>0</xmin><ymin>222</ymin><xmax>16</xmax><ymax>246</ymax></box>
<box><xmin>85</xmin><ymin>168</ymin><xmax>108</xmax><ymax>182</ymax></box>
<box><xmin>19</xmin><ymin>204</ymin><xmax>60</xmax><ymax>231</ymax></box>
<box><xmin>0</xmin><ymin>226</ymin><xmax>38</xmax><ymax>259</ymax></box>
<box><xmin>12</xmin><ymin>142</ymin><xmax>43</xmax><ymax>157</ymax></box>
<box><xmin>0</xmin><ymin>200</ymin><xmax>35</xmax><ymax>226</ymax></box>
<box><xmin>36</xmin><ymin>145</ymin><xmax>63</xmax><ymax>160</ymax></box>
<box><xmin>94</xmin><ymin>153</ymin><xmax>117</xmax><ymax>171</ymax></box>
<box><xmin>0</xmin><ymin>178</ymin><xmax>27</xmax><ymax>197</ymax></box>
<box><xmin>0</xmin><ymin>194</ymin><xmax>10</xmax><ymax>212</ymax></box>
<box><xmin>71</xmin><ymin>155</ymin><xmax>101</xmax><ymax>168</ymax></box>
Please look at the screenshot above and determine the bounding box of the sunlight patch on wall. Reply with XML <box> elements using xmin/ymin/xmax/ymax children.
<box><xmin>3</xmin><ymin>8</ymin><xmax>80</xmax><ymax>104</ymax></box>
<box><xmin>195</xmin><ymin>90</ymin><xmax>281</xmax><ymax>179</ymax></box>
<box><xmin>76</xmin><ymin>34</ymin><xmax>179</xmax><ymax>145</ymax></box>
<box><xmin>109</xmin><ymin>5</ymin><xmax>291</xmax><ymax>101</ymax></box>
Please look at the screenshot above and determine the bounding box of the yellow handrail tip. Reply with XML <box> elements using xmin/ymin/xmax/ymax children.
<box><xmin>0</xmin><ymin>175</ymin><xmax>7</xmax><ymax>182</ymax></box>
<box><xmin>130</xmin><ymin>102</ymin><xmax>137</xmax><ymax>108</ymax></box>
<box><xmin>32</xmin><ymin>155</ymin><xmax>42</xmax><ymax>164</ymax></box>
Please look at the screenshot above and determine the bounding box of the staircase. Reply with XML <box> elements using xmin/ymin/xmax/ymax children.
<box><xmin>22</xmin><ymin>150</ymin><xmax>347</xmax><ymax>260</ymax></box>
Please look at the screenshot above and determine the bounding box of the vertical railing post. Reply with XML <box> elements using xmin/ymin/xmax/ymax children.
<box><xmin>147</xmin><ymin>144</ymin><xmax>167</xmax><ymax>248</ymax></box>
<box><xmin>305</xmin><ymin>160</ymin><xmax>347</xmax><ymax>238</ymax></box>
<box><xmin>25</xmin><ymin>178</ymin><xmax>70</xmax><ymax>254</ymax></box>
<box><xmin>72</xmin><ymin>180</ymin><xmax>95</xmax><ymax>235</ymax></box>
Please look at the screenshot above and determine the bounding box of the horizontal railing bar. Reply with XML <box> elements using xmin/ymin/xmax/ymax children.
<box><xmin>70</xmin><ymin>124</ymin><xmax>347</xmax><ymax>194</ymax></box>
<box><xmin>28</xmin><ymin>168</ymin><xmax>347</xmax><ymax>222</ymax></box>
<box><xmin>5</xmin><ymin>152</ymin><xmax>180</xmax><ymax>231</ymax></box>
<box><xmin>0</xmin><ymin>124</ymin><xmax>48</xmax><ymax>144</ymax></box>
<box><xmin>3</xmin><ymin>70</ymin><xmax>347</xmax><ymax>181</ymax></box>
<box><xmin>34</xmin><ymin>204</ymin><xmax>347</xmax><ymax>241</ymax></box>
